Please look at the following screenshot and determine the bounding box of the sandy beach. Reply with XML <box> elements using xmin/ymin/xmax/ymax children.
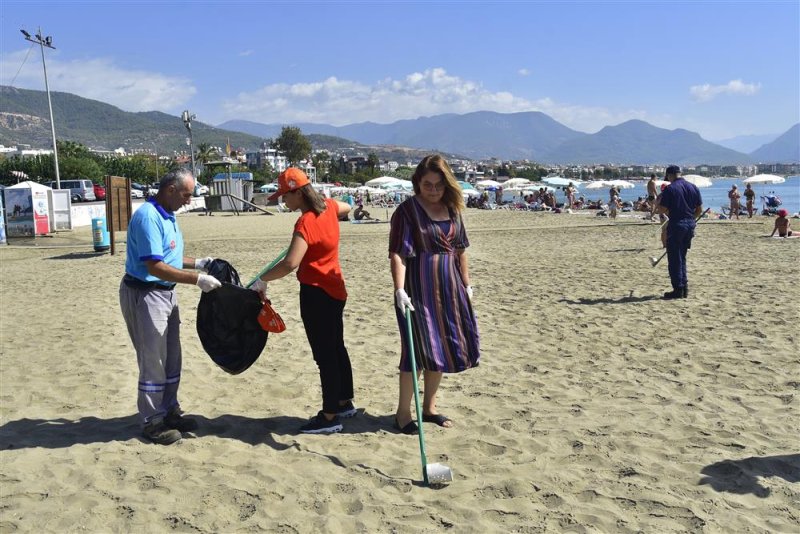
<box><xmin>1</xmin><ymin>208</ymin><xmax>798</xmax><ymax>533</ymax></box>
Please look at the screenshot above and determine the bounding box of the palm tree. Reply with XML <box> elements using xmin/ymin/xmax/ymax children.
<box><xmin>195</xmin><ymin>143</ymin><xmax>219</xmax><ymax>183</ymax></box>
<box><xmin>367</xmin><ymin>152</ymin><xmax>379</xmax><ymax>176</ymax></box>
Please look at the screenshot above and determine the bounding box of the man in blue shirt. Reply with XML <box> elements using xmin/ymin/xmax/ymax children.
<box><xmin>120</xmin><ymin>169</ymin><xmax>221</xmax><ymax>444</ymax></box>
<box><xmin>656</xmin><ymin>165</ymin><xmax>703</xmax><ymax>299</ymax></box>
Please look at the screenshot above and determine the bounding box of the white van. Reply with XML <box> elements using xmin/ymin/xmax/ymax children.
<box><xmin>48</xmin><ymin>179</ymin><xmax>96</xmax><ymax>202</ymax></box>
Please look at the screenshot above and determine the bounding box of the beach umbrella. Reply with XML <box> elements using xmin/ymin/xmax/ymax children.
<box><xmin>584</xmin><ymin>181</ymin><xmax>611</xmax><ymax>189</ymax></box>
<box><xmin>682</xmin><ymin>174</ymin><xmax>713</xmax><ymax>188</ymax></box>
<box><xmin>542</xmin><ymin>176</ymin><xmax>573</xmax><ymax>187</ymax></box>
<box><xmin>744</xmin><ymin>174</ymin><xmax>785</xmax><ymax>185</ymax></box>
<box><xmin>476</xmin><ymin>179</ymin><xmax>502</xmax><ymax>188</ymax></box>
<box><xmin>10</xmin><ymin>170</ymin><xmax>29</xmax><ymax>182</ymax></box>
<box><xmin>502</xmin><ymin>178</ymin><xmax>532</xmax><ymax>188</ymax></box>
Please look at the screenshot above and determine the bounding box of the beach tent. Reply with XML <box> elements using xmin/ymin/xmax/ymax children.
<box><xmin>379</xmin><ymin>179</ymin><xmax>413</xmax><ymax>191</ymax></box>
<box><xmin>4</xmin><ymin>181</ymin><xmax>52</xmax><ymax>237</ymax></box>
<box><xmin>365</xmin><ymin>176</ymin><xmax>403</xmax><ymax>187</ymax></box>
<box><xmin>476</xmin><ymin>179</ymin><xmax>502</xmax><ymax>188</ymax></box>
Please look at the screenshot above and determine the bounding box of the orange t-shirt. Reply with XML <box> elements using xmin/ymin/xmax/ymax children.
<box><xmin>294</xmin><ymin>198</ymin><xmax>347</xmax><ymax>301</ymax></box>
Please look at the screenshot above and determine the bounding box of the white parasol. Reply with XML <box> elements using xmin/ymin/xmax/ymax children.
<box><xmin>682</xmin><ymin>174</ymin><xmax>713</xmax><ymax>188</ymax></box>
<box><xmin>476</xmin><ymin>179</ymin><xmax>503</xmax><ymax>189</ymax></box>
<box><xmin>743</xmin><ymin>174</ymin><xmax>785</xmax><ymax>184</ymax></box>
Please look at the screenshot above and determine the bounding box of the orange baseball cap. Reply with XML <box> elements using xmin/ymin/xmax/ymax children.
<box><xmin>268</xmin><ymin>168</ymin><xmax>310</xmax><ymax>201</ymax></box>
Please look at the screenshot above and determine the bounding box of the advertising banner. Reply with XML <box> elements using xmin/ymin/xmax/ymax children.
<box><xmin>4</xmin><ymin>188</ymin><xmax>35</xmax><ymax>237</ymax></box>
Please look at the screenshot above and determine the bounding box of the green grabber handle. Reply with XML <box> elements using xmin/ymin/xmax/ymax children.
<box><xmin>245</xmin><ymin>248</ymin><xmax>289</xmax><ymax>289</ymax></box>
<box><xmin>405</xmin><ymin>307</ymin><xmax>430</xmax><ymax>485</ymax></box>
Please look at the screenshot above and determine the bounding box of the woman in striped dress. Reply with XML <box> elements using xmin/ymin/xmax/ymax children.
<box><xmin>389</xmin><ymin>155</ymin><xmax>480</xmax><ymax>434</ymax></box>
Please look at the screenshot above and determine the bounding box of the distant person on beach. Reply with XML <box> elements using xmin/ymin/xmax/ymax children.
<box><xmin>656</xmin><ymin>165</ymin><xmax>703</xmax><ymax>300</ymax></box>
<box><xmin>565</xmin><ymin>182</ymin><xmax>576</xmax><ymax>208</ymax></box>
<box><xmin>744</xmin><ymin>183</ymin><xmax>756</xmax><ymax>218</ymax></box>
<box><xmin>647</xmin><ymin>174</ymin><xmax>658</xmax><ymax>220</ymax></box>
<box><xmin>389</xmin><ymin>155</ymin><xmax>480</xmax><ymax>435</ymax></box>
<box><xmin>119</xmin><ymin>169</ymin><xmax>221</xmax><ymax>445</ymax></box>
<box><xmin>609</xmin><ymin>195</ymin><xmax>620</xmax><ymax>219</ymax></box>
<box><xmin>769</xmin><ymin>208</ymin><xmax>793</xmax><ymax>237</ymax></box>
<box><xmin>728</xmin><ymin>185</ymin><xmax>741</xmax><ymax>220</ymax></box>
<box><xmin>353</xmin><ymin>202</ymin><xmax>373</xmax><ymax>221</ymax></box>
<box><xmin>253</xmin><ymin>168</ymin><xmax>356</xmax><ymax>434</ymax></box>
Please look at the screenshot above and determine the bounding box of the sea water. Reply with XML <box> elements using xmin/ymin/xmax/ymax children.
<box><xmin>507</xmin><ymin>176</ymin><xmax>799</xmax><ymax>214</ymax></box>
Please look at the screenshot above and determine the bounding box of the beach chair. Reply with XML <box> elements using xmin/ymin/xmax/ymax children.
<box><xmin>276</xmin><ymin>202</ymin><xmax>291</xmax><ymax>213</ymax></box>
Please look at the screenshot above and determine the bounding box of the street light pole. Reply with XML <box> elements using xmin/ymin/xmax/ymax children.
<box><xmin>152</xmin><ymin>143</ymin><xmax>159</xmax><ymax>183</ymax></box>
<box><xmin>181</xmin><ymin>110</ymin><xmax>197</xmax><ymax>178</ymax></box>
<box><xmin>21</xmin><ymin>27</ymin><xmax>60</xmax><ymax>188</ymax></box>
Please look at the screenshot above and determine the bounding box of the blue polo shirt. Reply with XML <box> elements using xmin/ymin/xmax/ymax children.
<box><xmin>660</xmin><ymin>178</ymin><xmax>702</xmax><ymax>224</ymax></box>
<box><xmin>125</xmin><ymin>199</ymin><xmax>184</xmax><ymax>283</ymax></box>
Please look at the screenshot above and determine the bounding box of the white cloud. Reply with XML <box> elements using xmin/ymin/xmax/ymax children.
<box><xmin>1</xmin><ymin>50</ymin><xmax>196</xmax><ymax>111</ymax></box>
<box><xmin>221</xmin><ymin>67</ymin><xmax>645</xmax><ymax>132</ymax></box>
<box><xmin>689</xmin><ymin>79</ymin><xmax>761</xmax><ymax>102</ymax></box>
<box><xmin>238</xmin><ymin>50</ymin><xmax>254</xmax><ymax>57</ymax></box>
<box><xmin>518</xmin><ymin>68</ymin><xmax>531</xmax><ymax>76</ymax></box>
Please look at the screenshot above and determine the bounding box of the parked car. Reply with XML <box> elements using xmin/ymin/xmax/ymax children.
<box><xmin>47</xmin><ymin>179</ymin><xmax>96</xmax><ymax>202</ymax></box>
<box><xmin>260</xmin><ymin>183</ymin><xmax>278</xmax><ymax>194</ymax></box>
<box><xmin>131</xmin><ymin>182</ymin><xmax>148</xmax><ymax>199</ymax></box>
<box><xmin>93</xmin><ymin>183</ymin><xmax>106</xmax><ymax>200</ymax></box>
<box><xmin>193</xmin><ymin>183</ymin><xmax>209</xmax><ymax>196</ymax></box>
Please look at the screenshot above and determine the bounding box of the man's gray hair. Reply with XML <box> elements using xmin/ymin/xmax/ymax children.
<box><xmin>159</xmin><ymin>168</ymin><xmax>194</xmax><ymax>190</ymax></box>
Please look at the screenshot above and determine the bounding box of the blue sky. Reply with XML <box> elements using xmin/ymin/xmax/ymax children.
<box><xmin>2</xmin><ymin>1</ymin><xmax>798</xmax><ymax>141</ymax></box>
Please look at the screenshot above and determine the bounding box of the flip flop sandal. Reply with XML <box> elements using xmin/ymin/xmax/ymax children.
<box><xmin>393</xmin><ymin>418</ymin><xmax>418</xmax><ymax>435</ymax></box>
<box><xmin>422</xmin><ymin>413</ymin><xmax>453</xmax><ymax>427</ymax></box>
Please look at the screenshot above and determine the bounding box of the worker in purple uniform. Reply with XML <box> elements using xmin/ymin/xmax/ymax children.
<box><xmin>655</xmin><ymin>165</ymin><xmax>703</xmax><ymax>299</ymax></box>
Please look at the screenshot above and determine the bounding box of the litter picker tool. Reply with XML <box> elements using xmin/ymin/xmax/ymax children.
<box><xmin>649</xmin><ymin>208</ymin><xmax>710</xmax><ymax>267</ymax></box>
<box><xmin>245</xmin><ymin>248</ymin><xmax>288</xmax><ymax>288</ymax></box>
<box><xmin>404</xmin><ymin>308</ymin><xmax>453</xmax><ymax>487</ymax></box>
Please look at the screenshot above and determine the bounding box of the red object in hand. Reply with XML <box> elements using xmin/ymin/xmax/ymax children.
<box><xmin>258</xmin><ymin>300</ymin><xmax>286</xmax><ymax>333</ymax></box>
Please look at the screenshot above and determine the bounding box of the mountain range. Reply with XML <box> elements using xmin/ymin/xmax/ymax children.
<box><xmin>1</xmin><ymin>85</ymin><xmax>797</xmax><ymax>165</ymax></box>
<box><xmin>220</xmin><ymin>113</ymin><xmax>798</xmax><ymax>165</ymax></box>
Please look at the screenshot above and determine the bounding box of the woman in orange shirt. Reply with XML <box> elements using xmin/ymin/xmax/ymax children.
<box><xmin>253</xmin><ymin>168</ymin><xmax>355</xmax><ymax>434</ymax></box>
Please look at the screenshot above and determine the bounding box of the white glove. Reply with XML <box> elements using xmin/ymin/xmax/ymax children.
<box><xmin>395</xmin><ymin>288</ymin><xmax>415</xmax><ymax>312</ymax></box>
<box><xmin>250</xmin><ymin>279</ymin><xmax>268</xmax><ymax>300</ymax></box>
<box><xmin>196</xmin><ymin>273</ymin><xmax>222</xmax><ymax>293</ymax></box>
<box><xmin>194</xmin><ymin>257</ymin><xmax>214</xmax><ymax>271</ymax></box>
<box><xmin>465</xmin><ymin>285</ymin><xmax>473</xmax><ymax>301</ymax></box>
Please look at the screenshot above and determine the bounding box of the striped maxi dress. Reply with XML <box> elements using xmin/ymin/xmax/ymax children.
<box><xmin>389</xmin><ymin>196</ymin><xmax>480</xmax><ymax>373</ymax></box>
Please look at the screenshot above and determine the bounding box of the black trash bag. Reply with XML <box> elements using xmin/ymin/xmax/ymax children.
<box><xmin>197</xmin><ymin>259</ymin><xmax>267</xmax><ymax>374</ymax></box>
